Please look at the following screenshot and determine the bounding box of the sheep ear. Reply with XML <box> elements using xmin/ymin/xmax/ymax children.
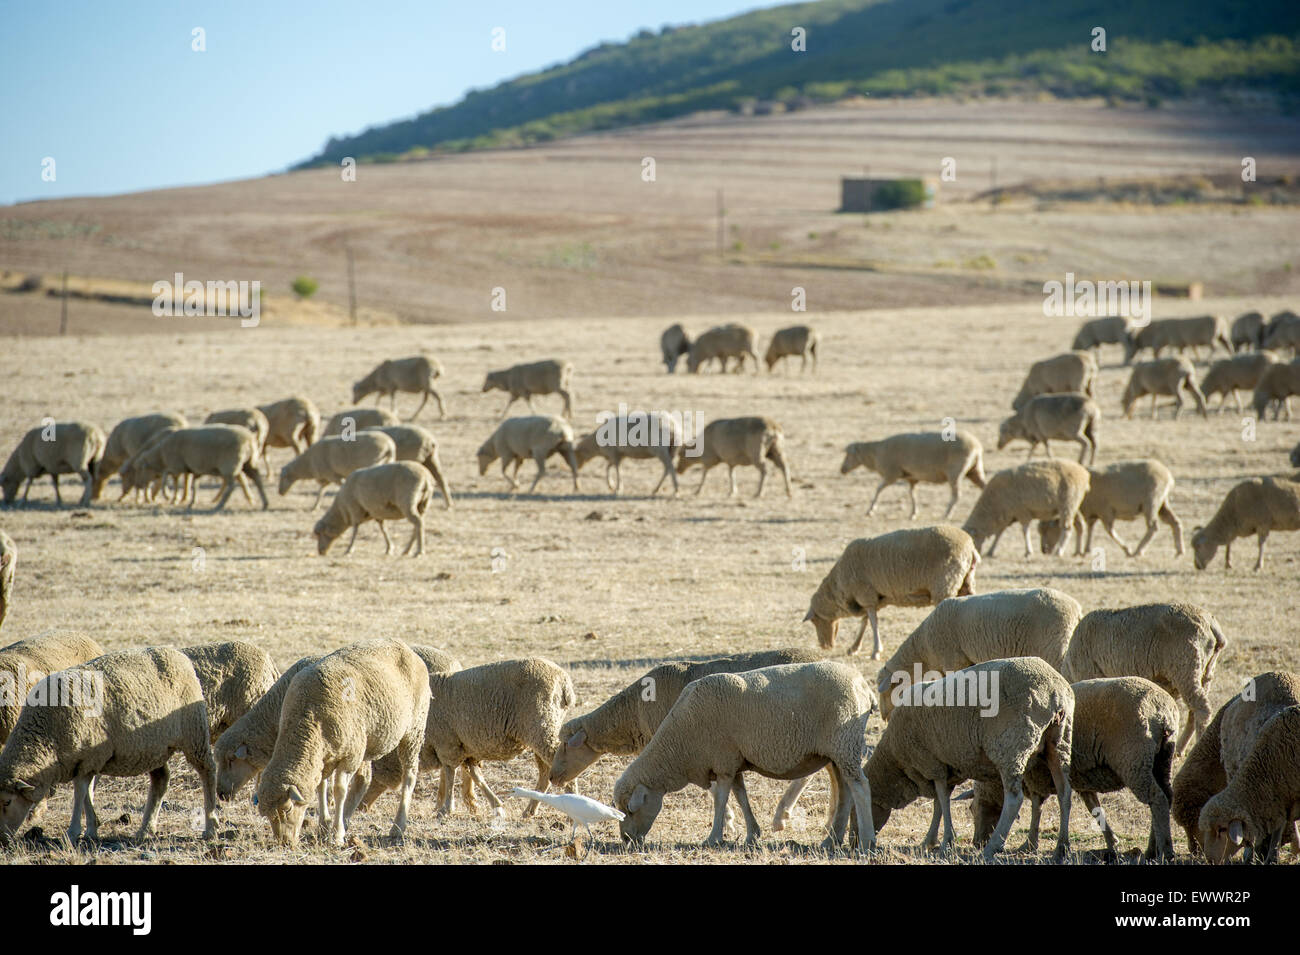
<box><xmin>1228</xmin><ymin>820</ymin><xmax>1244</xmax><ymax>845</ymax></box>
<box><xmin>627</xmin><ymin>784</ymin><xmax>648</xmax><ymax>813</ymax></box>
<box><xmin>235</xmin><ymin>743</ymin><xmax>249</xmax><ymax>760</ymax></box>
<box><xmin>13</xmin><ymin>780</ymin><xmax>35</xmax><ymax>794</ymax></box>
<box><xmin>802</xmin><ymin>608</ymin><xmax>815</xmax><ymax>623</ymax></box>
<box><xmin>566</xmin><ymin>730</ymin><xmax>586</xmax><ymax>749</ymax></box>
<box><xmin>286</xmin><ymin>785</ymin><xmax>308</xmax><ymax>805</ymax></box>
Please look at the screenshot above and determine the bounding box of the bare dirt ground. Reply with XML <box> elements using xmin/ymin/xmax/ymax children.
<box><xmin>1</xmin><ymin>294</ymin><xmax>1298</xmax><ymax>865</ymax></box>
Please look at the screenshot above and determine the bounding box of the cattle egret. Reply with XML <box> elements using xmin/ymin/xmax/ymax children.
<box><xmin>509</xmin><ymin>788</ymin><xmax>625</xmax><ymax>856</ymax></box>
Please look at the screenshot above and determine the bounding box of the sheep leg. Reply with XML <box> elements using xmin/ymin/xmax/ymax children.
<box><xmin>906</xmin><ymin>482</ymin><xmax>919</xmax><ymax>519</ymax></box>
<box><xmin>1254</xmin><ymin>531</ymin><xmax>1268</xmax><ymax>571</ymax></box>
<box><xmin>933</xmin><ymin>781</ymin><xmax>957</xmax><ymax>854</ymax></box>
<box><xmin>839</xmin><ymin>765</ymin><xmax>876</xmax><ymax>853</ymax></box>
<box><xmin>1130</xmin><ymin>516</ymin><xmax>1159</xmax><ymax>557</ymax></box>
<box><xmin>312</xmin><ymin>482</ymin><xmax>327</xmax><ymax>510</ymax></box>
<box><xmin>137</xmin><ymin>765</ymin><xmax>170</xmax><ymax>839</ymax></box>
<box><xmin>983</xmin><ymin>774</ymin><xmax>1025</xmax><ymax>862</ymax></box>
<box><xmin>68</xmin><ymin>774</ymin><xmax>94</xmax><ymax>842</ymax></box>
<box><xmin>708</xmin><ymin>781</ymin><xmax>737</xmax><ymax>835</ymax></box>
<box><xmin>754</xmin><ymin>460</ymin><xmax>767</xmax><ymax>498</ymax></box>
<box><xmin>1015</xmin><ymin>794</ymin><xmax>1042</xmax><ymax>852</ymax></box>
<box><xmin>343</xmin><ymin>524</ymin><xmax>361</xmax><ymax>555</ymax></box>
<box><xmin>1046</xmin><ymin>736</ymin><xmax>1072</xmax><ymax>860</ymax></box>
<box><xmin>409</xmin><ymin>392</ymin><xmax>430</xmax><ymax>421</ymax></box>
<box><xmin>77</xmin><ymin>468</ymin><xmax>94</xmax><ymax>506</ymax></box>
<box><xmin>705</xmin><ymin>776</ymin><xmax>734</xmax><ymax>846</ymax></box>
<box><xmin>521</xmin><ymin>754</ymin><xmax>550</xmax><ymax>819</ymax></box>
<box><xmin>51</xmin><ymin>473</ymin><xmax>63</xmax><ymax>506</ymax></box>
<box><xmin>527</xmin><ymin>453</ymin><xmax>548</xmax><ymax>494</ymax></box>
<box><xmin>922</xmin><ymin>798</ymin><xmax>942</xmax><ymax>850</ymax></box>
<box><xmin>727</xmin><ymin>465</ymin><xmax>738</xmax><ymax>498</ymax></box>
<box><xmin>730</xmin><ymin>773</ymin><xmax>762</xmax><ymax>845</ymax></box>
<box><xmin>866</xmin><ymin>479</ymin><xmax>893</xmax><ymax>515</ymax></box>
<box><xmin>497</xmin><ymin>396</ymin><xmax>517</xmax><ymax>419</ymax></box>
<box><xmin>566</xmin><ymin>447</ymin><xmax>580</xmax><ymax>491</ymax></box>
<box><xmin>1150</xmin><ymin>395</ymin><xmax>1159</xmax><ymax>420</ymax></box>
<box><xmin>403</xmin><ymin>511</ymin><xmax>424</xmax><ymax>557</ymax></box>
<box><xmin>211</xmin><ymin>476</ymin><xmax>237</xmax><ymax>512</ymax></box>
<box><xmin>183</xmin><ymin>742</ymin><xmax>219</xmax><ymax>840</ymax></box>
<box><xmin>693</xmin><ymin>464</ymin><xmax>710</xmax><ymax>495</ymax></box>
<box><xmin>771</xmin><ymin>775</ymin><xmax>813</xmax><ymax>832</ymax></box>
<box><xmin>330</xmin><ymin>770</ymin><xmax>350</xmax><ymax>845</ymax></box>
<box><xmin>524</xmin><ymin>395</ymin><xmax>537</xmax><ymax>412</ymax></box>
<box><xmin>944</xmin><ymin>478</ymin><xmax>960</xmax><ymax>519</ymax></box>
<box><xmin>235</xmin><ymin>472</ymin><xmax>254</xmax><ymax>504</ymax></box>
<box><xmin>1157</xmin><ymin>503</ymin><xmax>1184</xmax><ymax>556</ymax></box>
<box><xmin>390</xmin><ymin>732</ymin><xmax>420</xmax><ymax>840</ymax></box>
<box><xmin>559</xmin><ymin>388</ymin><xmax>573</xmax><ymax>419</ymax></box>
<box><xmin>434</xmin><ymin>388</ymin><xmax>447</xmax><ymax>419</ymax></box>
<box><xmin>604</xmin><ymin>462</ymin><xmax>617</xmax><ymax>493</ymax></box>
<box><xmin>436</xmin><ymin>766</ymin><xmax>456</xmax><ymax>816</ymax></box>
<box><xmin>1023</xmin><ymin>521</ymin><xmax>1034</xmax><ymax>557</ymax></box>
<box><xmin>822</xmin><ymin>765</ymin><xmax>852</xmax><ymax>850</ymax></box>
<box><xmin>376</xmin><ymin>520</ymin><xmax>393</xmax><ymax>555</ymax></box>
<box><xmin>1080</xmin><ymin>791</ymin><xmax>1117</xmax><ymax>857</ymax></box>
<box><xmin>317</xmin><ymin>780</ymin><xmax>333</xmax><ymax>827</ymax></box>
<box><xmin>465</xmin><ymin>762</ymin><xmax>505</xmax><ymax>817</ymax></box>
<box><xmin>1102</xmin><ymin>519</ymin><xmax>1134</xmax><ymax>557</ymax></box>
<box><xmin>1172</xmin><ymin>392</ymin><xmax>1183</xmax><ymax>420</ymax></box>
<box><xmin>987</xmin><ymin>528</ymin><xmax>1004</xmax><ymax>557</ymax></box>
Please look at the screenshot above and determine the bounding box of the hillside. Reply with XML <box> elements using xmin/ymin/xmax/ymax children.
<box><xmin>297</xmin><ymin>0</ymin><xmax>1300</xmax><ymax>167</ymax></box>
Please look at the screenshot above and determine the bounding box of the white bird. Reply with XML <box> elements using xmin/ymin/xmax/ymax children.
<box><xmin>508</xmin><ymin>788</ymin><xmax>625</xmax><ymax>855</ymax></box>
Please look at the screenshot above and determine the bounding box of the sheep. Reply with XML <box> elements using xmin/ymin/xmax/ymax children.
<box><xmin>660</xmin><ymin>323</ymin><xmax>692</xmax><ymax>373</ymax></box>
<box><xmin>1119</xmin><ymin>357</ymin><xmax>1208</xmax><ymax>420</ymax></box>
<box><xmin>1191</xmin><ymin>476</ymin><xmax>1300</xmax><ymax>571</ymax></box>
<box><xmin>840</xmin><ymin>430</ymin><xmax>985</xmax><ymax>519</ymax></box>
<box><xmin>804</xmin><ymin>524</ymin><xmax>979</xmax><ymax>659</ymax></box>
<box><xmin>1071</xmin><ymin>316</ymin><xmax>1132</xmax><ymax>353</ymax></box>
<box><xmin>997</xmin><ymin>392</ymin><xmax>1099</xmax><ymax>465</ymax></box>
<box><xmin>277</xmin><ymin>432</ymin><xmax>397</xmax><ymax>510</ymax></box>
<box><xmin>0</xmin><ymin>532</ymin><xmax>12</xmax><ymax>634</ymax></box>
<box><xmin>255</xmin><ymin>638</ymin><xmax>430</xmax><ymax>846</ymax></box>
<box><xmin>614</xmin><ymin>661</ymin><xmax>878</xmax><ymax>850</ymax></box>
<box><xmin>764</xmin><ymin>324</ymin><xmax>819</xmax><ymax>373</ymax></box>
<box><xmin>961</xmin><ymin>459</ymin><xmax>1090</xmax><ymax>557</ymax></box>
<box><xmin>0</xmin><ymin>646</ymin><xmax>218</xmax><ymax>844</ymax></box>
<box><xmin>119</xmin><ymin>424</ymin><xmax>268</xmax><ymax>511</ymax></box>
<box><xmin>312</xmin><ymin>461</ymin><xmax>434</xmax><ymax>557</ymax></box>
<box><xmin>1</xmin><ymin>421</ymin><xmax>106</xmax><ymax>507</ymax></box>
<box><xmin>92</xmin><ymin>412</ymin><xmax>187</xmax><ymax>500</ymax></box>
<box><xmin>1261</xmin><ymin>310</ymin><xmax>1300</xmax><ymax>353</ymax></box>
<box><xmin>116</xmin><ymin>426</ymin><xmax>185</xmax><ymax>502</ymax></box>
<box><xmin>1011</xmin><ymin>352</ymin><xmax>1097</xmax><ymax>410</ymax></box>
<box><xmin>361</xmin><ymin>425</ymin><xmax>453</xmax><ymax>508</ymax></box>
<box><xmin>482</xmin><ymin>359</ymin><xmax>574</xmax><ymax>419</ymax></box>
<box><xmin>676</xmin><ymin>415</ymin><xmax>791</xmax><ymax>498</ymax></box>
<box><xmin>875</xmin><ymin>588</ymin><xmax>1082</xmax><ymax>719</ymax></box>
<box><xmin>204</xmin><ymin>407</ymin><xmax>270</xmax><ymax>468</ymax></box>
<box><xmin>971</xmin><ymin>676</ymin><xmax>1179</xmax><ymax>861</ymax></box>
<box><xmin>1037</xmin><ymin>459</ymin><xmax>1183</xmax><ymax>558</ymax></box>
<box><xmin>352</xmin><ymin>355</ymin><xmax>446</xmax><ymax>420</ymax></box>
<box><xmin>1250</xmin><ymin>361</ymin><xmax>1300</xmax><ymax>420</ymax></box>
<box><xmin>417</xmin><ymin>657</ymin><xmax>575</xmax><ymax>819</ymax></box>
<box><xmin>179</xmin><ymin>641</ymin><xmax>281</xmax><ymax>742</ymax></box>
<box><xmin>1230</xmin><ymin>311</ymin><xmax>1267</xmax><ymax>352</ymax></box>
<box><xmin>574</xmin><ymin>412</ymin><xmax>682</xmax><ymax>495</ymax></box>
<box><xmin>1199</xmin><ymin>352</ymin><xmax>1279</xmax><ymax>414</ymax></box>
<box><xmin>322</xmin><ymin>407</ymin><xmax>399</xmax><ymax>438</ymax></box>
<box><xmin>1172</xmin><ymin>671</ymin><xmax>1300</xmax><ymax>855</ymax></box>
<box><xmin>868</xmin><ymin>657</ymin><xmax>1074</xmax><ymax>861</ymax></box>
<box><xmin>1063</xmin><ymin>602</ymin><xmax>1226</xmax><ymax>756</ymax></box>
<box><xmin>0</xmin><ymin>630</ymin><xmax>105</xmax><ymax>743</ymax></box>
<box><xmin>1199</xmin><ymin>706</ymin><xmax>1300</xmax><ymax>864</ymax></box>
<box><xmin>257</xmin><ymin>396</ymin><xmax>320</xmax><ymax>455</ymax></box>
<box><xmin>476</xmin><ymin>415</ymin><xmax>579</xmax><ymax>495</ymax></box>
<box><xmin>685</xmin><ymin>322</ymin><xmax>759</xmax><ymax>374</ymax></box>
<box><xmin>1124</xmin><ymin>315</ymin><xmax>1232</xmax><ymax>364</ymax></box>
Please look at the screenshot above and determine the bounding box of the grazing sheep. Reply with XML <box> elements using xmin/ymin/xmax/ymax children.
<box><xmin>1120</xmin><ymin>358</ymin><xmax>1208</xmax><ymax>420</ymax></box>
<box><xmin>1072</xmin><ymin>316</ymin><xmax>1132</xmax><ymax>353</ymax></box>
<box><xmin>257</xmin><ymin>396</ymin><xmax>320</xmax><ymax>454</ymax></box>
<box><xmin>1</xmin><ymin>421</ymin><xmax>106</xmax><ymax>507</ymax></box>
<box><xmin>1199</xmin><ymin>706</ymin><xmax>1300</xmax><ymax>864</ymax></box>
<box><xmin>676</xmin><ymin>415</ymin><xmax>791</xmax><ymax>498</ymax></box>
<box><xmin>1125</xmin><ymin>315</ymin><xmax>1232</xmax><ymax>364</ymax></box>
<box><xmin>840</xmin><ymin>431</ymin><xmax>985</xmax><ymax>519</ymax></box>
<box><xmin>93</xmin><ymin>412</ymin><xmax>188</xmax><ymax>500</ymax></box>
<box><xmin>1191</xmin><ymin>476</ymin><xmax>1300</xmax><ymax>571</ymax></box>
<box><xmin>417</xmin><ymin>658</ymin><xmax>575</xmax><ymax>819</ymax></box>
<box><xmin>1063</xmin><ymin>603</ymin><xmax>1226</xmax><ymax>756</ymax></box>
<box><xmin>1199</xmin><ymin>352</ymin><xmax>1279</xmax><ymax>414</ymax></box>
<box><xmin>1231</xmin><ymin>311</ymin><xmax>1267</xmax><ymax>352</ymax></box>
<box><xmin>1172</xmin><ymin>671</ymin><xmax>1300</xmax><ymax>855</ymax></box>
<box><xmin>972</xmin><ymin>677</ymin><xmax>1179</xmax><ymax>861</ymax></box>
<box><xmin>312</xmin><ymin>461</ymin><xmax>434</xmax><ymax>557</ymax></box>
<box><xmin>997</xmin><ymin>393</ymin><xmax>1099</xmax><ymax>465</ymax></box>
<box><xmin>868</xmin><ymin>657</ymin><xmax>1074</xmax><ymax>861</ymax></box>
<box><xmin>660</xmin><ymin>323</ymin><xmax>692</xmax><ymax>373</ymax></box>
<box><xmin>804</xmin><ymin>525</ymin><xmax>979</xmax><ymax>659</ymax></box>
<box><xmin>255</xmin><ymin>639</ymin><xmax>430</xmax><ymax>846</ymax></box>
<box><xmin>204</xmin><ymin>408</ymin><xmax>270</xmax><ymax>468</ymax></box>
<box><xmin>179</xmin><ymin>641</ymin><xmax>281</xmax><ymax>742</ymax></box>
<box><xmin>352</xmin><ymin>355</ymin><xmax>446</xmax><ymax>420</ymax></box>
<box><xmin>614</xmin><ymin>661</ymin><xmax>878</xmax><ymax>850</ymax></box>
<box><xmin>1038</xmin><ymin>459</ymin><xmax>1183</xmax><ymax>558</ymax></box>
<box><xmin>1011</xmin><ymin>352</ymin><xmax>1098</xmax><ymax>410</ymax></box>
<box><xmin>0</xmin><ymin>646</ymin><xmax>218</xmax><ymax>844</ymax></box>
<box><xmin>278</xmin><ymin>432</ymin><xmax>397</xmax><ymax>510</ymax></box>
<box><xmin>120</xmin><ymin>424</ymin><xmax>268</xmax><ymax>511</ymax></box>
<box><xmin>685</xmin><ymin>322</ymin><xmax>760</xmax><ymax>374</ymax></box>
<box><xmin>1261</xmin><ymin>310</ymin><xmax>1300</xmax><ymax>353</ymax></box>
<box><xmin>0</xmin><ymin>532</ymin><xmax>12</xmax><ymax>634</ymax></box>
<box><xmin>362</xmin><ymin>425</ymin><xmax>453</xmax><ymax>508</ymax></box>
<box><xmin>875</xmin><ymin>588</ymin><xmax>1082</xmax><ymax>719</ymax></box>
<box><xmin>116</xmin><ymin>426</ymin><xmax>186</xmax><ymax>502</ymax></box>
<box><xmin>322</xmin><ymin>407</ymin><xmax>400</xmax><ymax>438</ymax></box>
<box><xmin>482</xmin><ymin>359</ymin><xmax>574</xmax><ymax>419</ymax></box>
<box><xmin>1250</xmin><ymin>362</ymin><xmax>1300</xmax><ymax>420</ymax></box>
<box><xmin>477</xmin><ymin>415</ymin><xmax>579</xmax><ymax>494</ymax></box>
<box><xmin>764</xmin><ymin>324</ymin><xmax>819</xmax><ymax>373</ymax></box>
<box><xmin>574</xmin><ymin>412</ymin><xmax>682</xmax><ymax>495</ymax></box>
<box><xmin>962</xmin><ymin>460</ymin><xmax>1090</xmax><ymax>557</ymax></box>
<box><xmin>0</xmin><ymin>630</ymin><xmax>105</xmax><ymax>743</ymax></box>
<box><xmin>1292</xmin><ymin>441</ymin><xmax>1300</xmax><ymax>469</ymax></box>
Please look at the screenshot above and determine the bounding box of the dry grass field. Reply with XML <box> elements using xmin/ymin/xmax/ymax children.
<box><xmin>2</xmin><ymin>293</ymin><xmax>1298</xmax><ymax>865</ymax></box>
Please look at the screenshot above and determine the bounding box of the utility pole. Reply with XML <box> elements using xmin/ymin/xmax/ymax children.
<box><xmin>346</xmin><ymin>243</ymin><xmax>357</xmax><ymax>326</ymax></box>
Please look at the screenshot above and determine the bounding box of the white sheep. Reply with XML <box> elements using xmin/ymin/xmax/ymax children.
<box><xmin>255</xmin><ymin>638</ymin><xmax>430</xmax><ymax>846</ymax></box>
<box><xmin>0</xmin><ymin>532</ymin><xmax>13</xmax><ymax>634</ymax></box>
<box><xmin>257</xmin><ymin>396</ymin><xmax>320</xmax><ymax>455</ymax></box>
<box><xmin>840</xmin><ymin>430</ymin><xmax>986</xmax><ymax>519</ymax></box>
<box><xmin>119</xmin><ymin>424</ymin><xmax>268</xmax><ymax>511</ymax></box>
<box><xmin>868</xmin><ymin>656</ymin><xmax>1074</xmax><ymax>860</ymax></box>
<box><xmin>1064</xmin><ymin>602</ymin><xmax>1227</xmax><ymax>755</ymax></box>
<box><xmin>180</xmin><ymin>641</ymin><xmax>281</xmax><ymax>742</ymax></box>
<box><xmin>1071</xmin><ymin>316</ymin><xmax>1132</xmax><ymax>353</ymax></box>
<box><xmin>660</xmin><ymin>324</ymin><xmax>692</xmax><ymax>373</ymax></box>
<box><xmin>278</xmin><ymin>432</ymin><xmax>397</xmax><ymax>510</ymax></box>
<box><xmin>764</xmin><ymin>324</ymin><xmax>819</xmax><ymax>373</ymax></box>
<box><xmin>1011</xmin><ymin>352</ymin><xmax>1097</xmax><ymax>410</ymax></box>
<box><xmin>312</xmin><ymin>461</ymin><xmax>435</xmax><ymax>557</ymax></box>
<box><xmin>1199</xmin><ymin>351</ymin><xmax>1278</xmax><ymax>414</ymax></box>
<box><xmin>1230</xmin><ymin>311</ymin><xmax>1267</xmax><ymax>352</ymax></box>
<box><xmin>0</xmin><ymin>630</ymin><xmax>105</xmax><ymax>743</ymax></box>
<box><xmin>0</xmin><ymin>646</ymin><xmax>218</xmax><ymax>843</ymax></box>
<box><xmin>614</xmin><ymin>661</ymin><xmax>878</xmax><ymax>850</ymax></box>
<box><xmin>1250</xmin><ymin>362</ymin><xmax>1300</xmax><ymax>420</ymax></box>
<box><xmin>482</xmin><ymin>359</ymin><xmax>574</xmax><ymax>419</ymax></box>
<box><xmin>353</xmin><ymin>355</ymin><xmax>447</xmax><ymax>420</ymax></box>
<box><xmin>1191</xmin><ymin>476</ymin><xmax>1300</xmax><ymax>571</ymax></box>
<box><xmin>116</xmin><ymin>425</ymin><xmax>185</xmax><ymax>503</ymax></box>
<box><xmin>93</xmin><ymin>412</ymin><xmax>187</xmax><ymax>501</ymax></box>
<box><xmin>1037</xmin><ymin>459</ymin><xmax>1183</xmax><ymax>558</ymax></box>
<box><xmin>676</xmin><ymin>415</ymin><xmax>791</xmax><ymax>498</ymax></box>
<box><xmin>322</xmin><ymin>407</ymin><xmax>400</xmax><ymax>438</ymax></box>
<box><xmin>1</xmin><ymin>421</ymin><xmax>106</xmax><ymax>507</ymax></box>
<box><xmin>685</xmin><ymin>322</ymin><xmax>759</xmax><ymax>374</ymax></box>
<box><xmin>204</xmin><ymin>407</ymin><xmax>270</xmax><ymax>469</ymax></box>
<box><xmin>1125</xmin><ymin>315</ymin><xmax>1232</xmax><ymax>364</ymax></box>
<box><xmin>573</xmin><ymin>412</ymin><xmax>682</xmax><ymax>495</ymax></box>
<box><xmin>961</xmin><ymin>459</ymin><xmax>1090</xmax><ymax>557</ymax></box>
<box><xmin>1121</xmin><ymin>357</ymin><xmax>1208</xmax><ymax>419</ymax></box>
<box><xmin>997</xmin><ymin>392</ymin><xmax>1100</xmax><ymax>465</ymax></box>
<box><xmin>804</xmin><ymin>524</ymin><xmax>979</xmax><ymax>659</ymax></box>
<box><xmin>476</xmin><ymin>415</ymin><xmax>579</xmax><ymax>495</ymax></box>
<box><xmin>362</xmin><ymin>424</ymin><xmax>453</xmax><ymax>508</ymax></box>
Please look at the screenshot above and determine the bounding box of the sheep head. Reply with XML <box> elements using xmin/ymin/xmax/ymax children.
<box><xmin>257</xmin><ymin>782</ymin><xmax>310</xmax><ymax>846</ymax></box>
<box><xmin>803</xmin><ymin>606</ymin><xmax>839</xmax><ymax>650</ymax></box>
<box><xmin>840</xmin><ymin>443</ymin><xmax>869</xmax><ymax>475</ymax></box>
<box><xmin>1199</xmin><ymin>804</ymin><xmax>1252</xmax><ymax>865</ymax></box>
<box><xmin>0</xmin><ymin>779</ymin><xmax>38</xmax><ymax>844</ymax></box>
<box><xmin>215</xmin><ymin>738</ymin><xmax>259</xmax><ymax>802</ymax></box>
<box><xmin>549</xmin><ymin>727</ymin><xmax>600</xmax><ymax>785</ymax></box>
<box><xmin>1038</xmin><ymin>518</ymin><xmax>1065</xmax><ymax>554</ymax></box>
<box><xmin>1190</xmin><ymin>526</ymin><xmax>1216</xmax><ymax>570</ymax></box>
<box><xmin>995</xmin><ymin>416</ymin><xmax>1023</xmax><ymax>451</ymax></box>
<box><xmin>482</xmin><ymin>370</ymin><xmax>505</xmax><ymax>393</ymax></box>
<box><xmin>572</xmin><ymin>433</ymin><xmax>600</xmax><ymax>469</ymax></box>
<box><xmin>476</xmin><ymin>442</ymin><xmax>498</xmax><ymax>476</ymax></box>
<box><xmin>614</xmin><ymin>781</ymin><xmax>663</xmax><ymax>845</ymax></box>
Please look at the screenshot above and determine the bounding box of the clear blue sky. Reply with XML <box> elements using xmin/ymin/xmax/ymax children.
<box><xmin>0</xmin><ymin>0</ymin><xmax>773</xmax><ymax>205</ymax></box>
